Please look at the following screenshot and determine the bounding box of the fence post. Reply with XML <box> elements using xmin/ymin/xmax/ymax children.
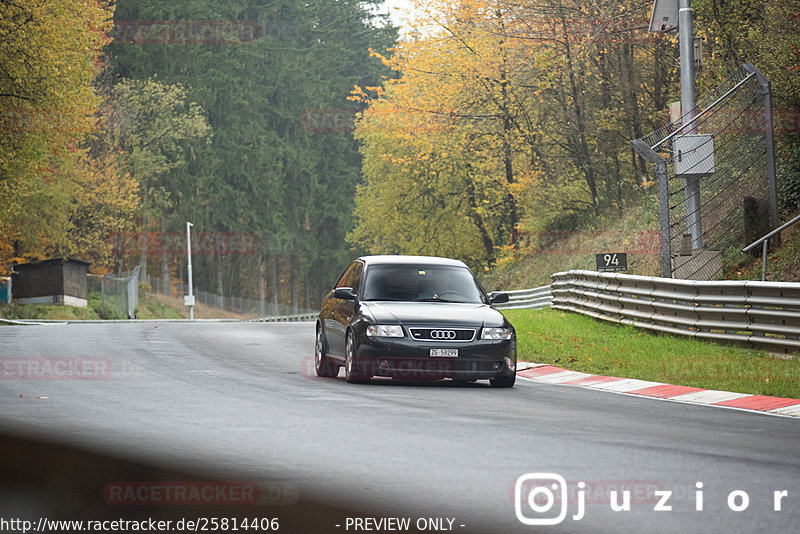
<box><xmin>742</xmin><ymin>63</ymin><xmax>779</xmax><ymax>242</ymax></box>
<box><xmin>632</xmin><ymin>140</ymin><xmax>673</xmax><ymax>278</ymax></box>
<box><xmin>128</xmin><ymin>264</ymin><xmax>141</xmax><ymax>319</ymax></box>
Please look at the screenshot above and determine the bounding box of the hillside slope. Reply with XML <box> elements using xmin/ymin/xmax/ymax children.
<box><xmin>481</xmin><ymin>202</ymin><xmax>800</xmax><ymax>290</ymax></box>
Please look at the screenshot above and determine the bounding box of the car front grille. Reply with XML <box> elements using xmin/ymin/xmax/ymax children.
<box><xmin>408</xmin><ymin>328</ymin><xmax>476</xmax><ymax>342</ymax></box>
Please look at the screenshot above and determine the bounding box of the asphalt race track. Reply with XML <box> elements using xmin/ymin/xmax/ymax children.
<box><xmin>1</xmin><ymin>322</ymin><xmax>799</xmax><ymax>533</ymax></box>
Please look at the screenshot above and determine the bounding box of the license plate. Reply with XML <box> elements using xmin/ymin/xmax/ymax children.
<box><xmin>430</xmin><ymin>348</ymin><xmax>458</xmax><ymax>357</ymax></box>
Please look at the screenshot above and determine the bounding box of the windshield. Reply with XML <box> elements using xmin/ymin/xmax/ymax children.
<box><xmin>361</xmin><ymin>264</ymin><xmax>486</xmax><ymax>304</ymax></box>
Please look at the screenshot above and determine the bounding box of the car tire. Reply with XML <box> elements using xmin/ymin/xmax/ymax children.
<box><xmin>315</xmin><ymin>326</ymin><xmax>340</xmax><ymax>378</ymax></box>
<box><xmin>345</xmin><ymin>331</ymin><xmax>370</xmax><ymax>383</ymax></box>
<box><xmin>490</xmin><ymin>372</ymin><xmax>515</xmax><ymax>388</ymax></box>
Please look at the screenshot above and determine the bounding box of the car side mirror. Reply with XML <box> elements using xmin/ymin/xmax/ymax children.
<box><xmin>489</xmin><ymin>292</ymin><xmax>509</xmax><ymax>304</ymax></box>
<box><xmin>334</xmin><ymin>287</ymin><xmax>357</xmax><ymax>300</ymax></box>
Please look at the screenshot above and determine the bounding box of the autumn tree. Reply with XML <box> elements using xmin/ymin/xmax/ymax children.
<box><xmin>351</xmin><ymin>1</ymin><xmax>549</xmax><ymax>267</ymax></box>
<box><xmin>350</xmin><ymin>0</ymin><xmax>675</xmax><ymax>267</ymax></box>
<box><xmin>751</xmin><ymin>0</ymin><xmax>800</xmax><ymax>213</ymax></box>
<box><xmin>61</xmin><ymin>153</ymin><xmax>140</xmax><ymax>270</ymax></box>
<box><xmin>107</xmin><ymin>0</ymin><xmax>396</xmax><ymax>308</ymax></box>
<box><xmin>92</xmin><ymin>78</ymin><xmax>212</xmax><ymax>278</ymax></box>
<box><xmin>0</xmin><ymin>0</ymin><xmax>114</xmax><ymax>264</ymax></box>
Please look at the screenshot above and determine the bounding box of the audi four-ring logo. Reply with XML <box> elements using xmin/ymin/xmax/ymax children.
<box><xmin>431</xmin><ymin>330</ymin><xmax>457</xmax><ymax>339</ymax></box>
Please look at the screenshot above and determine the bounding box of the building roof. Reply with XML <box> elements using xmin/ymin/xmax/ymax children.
<box><xmin>12</xmin><ymin>257</ymin><xmax>91</xmax><ymax>271</ymax></box>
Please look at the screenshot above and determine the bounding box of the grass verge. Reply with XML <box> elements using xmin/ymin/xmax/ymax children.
<box><xmin>504</xmin><ymin>308</ymin><xmax>800</xmax><ymax>398</ymax></box>
<box><xmin>481</xmin><ymin>200</ymin><xmax>660</xmax><ymax>289</ymax></box>
<box><xmin>0</xmin><ymin>291</ymin><xmax>249</xmax><ymax>321</ymax></box>
<box><xmin>0</xmin><ymin>302</ymin><xmax>101</xmax><ymax>321</ymax></box>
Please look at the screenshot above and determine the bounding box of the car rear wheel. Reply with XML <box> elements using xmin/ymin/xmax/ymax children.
<box><xmin>345</xmin><ymin>331</ymin><xmax>370</xmax><ymax>383</ymax></box>
<box><xmin>315</xmin><ymin>326</ymin><xmax>340</xmax><ymax>378</ymax></box>
<box><xmin>490</xmin><ymin>372</ymin><xmax>515</xmax><ymax>388</ymax></box>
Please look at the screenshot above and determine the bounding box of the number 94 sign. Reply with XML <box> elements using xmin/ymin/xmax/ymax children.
<box><xmin>596</xmin><ymin>252</ymin><xmax>627</xmax><ymax>273</ymax></box>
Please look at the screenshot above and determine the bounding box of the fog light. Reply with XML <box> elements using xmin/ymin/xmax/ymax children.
<box><xmin>493</xmin><ymin>362</ymin><xmax>502</xmax><ymax>370</ymax></box>
<box><xmin>380</xmin><ymin>360</ymin><xmax>390</xmax><ymax>369</ymax></box>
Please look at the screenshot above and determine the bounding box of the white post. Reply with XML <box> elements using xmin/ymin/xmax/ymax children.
<box><xmin>679</xmin><ymin>0</ymin><xmax>702</xmax><ymax>250</ymax></box>
<box><xmin>679</xmin><ymin>0</ymin><xmax>697</xmax><ymax>130</ymax></box>
<box><xmin>186</xmin><ymin>221</ymin><xmax>195</xmax><ymax>320</ymax></box>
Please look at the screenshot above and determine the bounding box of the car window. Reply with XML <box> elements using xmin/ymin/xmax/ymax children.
<box><xmin>349</xmin><ymin>262</ymin><xmax>364</xmax><ymax>293</ymax></box>
<box><xmin>362</xmin><ymin>265</ymin><xmax>485</xmax><ymax>303</ymax></box>
<box><xmin>335</xmin><ymin>262</ymin><xmax>356</xmax><ymax>288</ymax></box>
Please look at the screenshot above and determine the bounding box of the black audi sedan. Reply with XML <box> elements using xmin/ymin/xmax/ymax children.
<box><xmin>315</xmin><ymin>255</ymin><xmax>516</xmax><ymax>387</ymax></box>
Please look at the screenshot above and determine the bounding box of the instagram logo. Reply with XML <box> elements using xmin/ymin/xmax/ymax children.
<box><xmin>513</xmin><ymin>474</ymin><xmax>790</xmax><ymax>524</ymax></box>
<box><xmin>515</xmin><ymin>473</ymin><xmax>571</xmax><ymax>526</ymax></box>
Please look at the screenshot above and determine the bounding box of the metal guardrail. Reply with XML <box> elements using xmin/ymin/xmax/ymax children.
<box><xmin>493</xmin><ymin>286</ymin><xmax>553</xmax><ymax>310</ymax></box>
<box><xmin>246</xmin><ymin>289</ymin><xmax>557</xmax><ymax>321</ymax></box>
<box><xmin>245</xmin><ymin>287</ymin><xmax>556</xmax><ymax>321</ymax></box>
<box><xmin>246</xmin><ymin>287</ymin><xmax>556</xmax><ymax>320</ymax></box>
<box><xmin>551</xmin><ymin>270</ymin><xmax>800</xmax><ymax>353</ymax></box>
<box><xmin>247</xmin><ymin>312</ymin><xmax>317</xmax><ymax>323</ymax></box>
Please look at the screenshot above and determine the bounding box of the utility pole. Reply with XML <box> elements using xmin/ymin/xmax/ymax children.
<box><xmin>185</xmin><ymin>221</ymin><xmax>195</xmax><ymax>320</ymax></box>
<box><xmin>679</xmin><ymin>0</ymin><xmax>702</xmax><ymax>249</ymax></box>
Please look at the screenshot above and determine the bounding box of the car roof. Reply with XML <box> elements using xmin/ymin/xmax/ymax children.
<box><xmin>358</xmin><ymin>255</ymin><xmax>469</xmax><ymax>268</ymax></box>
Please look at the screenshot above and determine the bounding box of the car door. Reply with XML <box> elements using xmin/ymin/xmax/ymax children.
<box><xmin>327</xmin><ymin>261</ymin><xmax>362</xmax><ymax>356</ymax></box>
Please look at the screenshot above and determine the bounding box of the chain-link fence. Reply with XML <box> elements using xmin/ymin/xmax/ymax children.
<box><xmin>87</xmin><ymin>265</ymin><xmax>140</xmax><ymax>319</ymax></box>
<box><xmin>148</xmin><ymin>275</ymin><xmax>315</xmax><ymax>317</ymax></box>
<box><xmin>87</xmin><ymin>270</ymin><xmax>315</xmax><ymax>319</ymax></box>
<box><xmin>633</xmin><ymin>64</ymin><xmax>778</xmax><ymax>279</ymax></box>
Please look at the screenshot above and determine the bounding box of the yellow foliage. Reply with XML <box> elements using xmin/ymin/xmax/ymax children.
<box><xmin>351</xmin><ymin>0</ymin><xmax>686</xmax><ymax>267</ymax></box>
<box><xmin>63</xmin><ymin>153</ymin><xmax>140</xmax><ymax>268</ymax></box>
<box><xmin>0</xmin><ymin>0</ymin><xmax>114</xmax><ymax>265</ymax></box>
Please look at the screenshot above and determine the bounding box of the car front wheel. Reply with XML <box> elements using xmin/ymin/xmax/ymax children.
<box><xmin>315</xmin><ymin>326</ymin><xmax>340</xmax><ymax>378</ymax></box>
<box><xmin>345</xmin><ymin>331</ymin><xmax>370</xmax><ymax>383</ymax></box>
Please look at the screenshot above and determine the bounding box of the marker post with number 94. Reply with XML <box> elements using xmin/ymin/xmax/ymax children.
<box><xmin>596</xmin><ymin>252</ymin><xmax>627</xmax><ymax>272</ymax></box>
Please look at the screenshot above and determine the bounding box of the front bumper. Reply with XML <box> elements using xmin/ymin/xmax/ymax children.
<box><xmin>354</xmin><ymin>336</ymin><xmax>516</xmax><ymax>380</ymax></box>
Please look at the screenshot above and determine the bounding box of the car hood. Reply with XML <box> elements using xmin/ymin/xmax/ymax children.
<box><xmin>360</xmin><ymin>301</ymin><xmax>508</xmax><ymax>327</ymax></box>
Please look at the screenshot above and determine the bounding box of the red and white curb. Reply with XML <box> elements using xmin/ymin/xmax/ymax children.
<box><xmin>516</xmin><ymin>362</ymin><xmax>800</xmax><ymax>418</ymax></box>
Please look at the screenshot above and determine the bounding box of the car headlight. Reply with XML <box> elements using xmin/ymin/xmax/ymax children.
<box><xmin>481</xmin><ymin>327</ymin><xmax>513</xmax><ymax>340</ymax></box>
<box><xmin>366</xmin><ymin>324</ymin><xmax>404</xmax><ymax>338</ymax></box>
